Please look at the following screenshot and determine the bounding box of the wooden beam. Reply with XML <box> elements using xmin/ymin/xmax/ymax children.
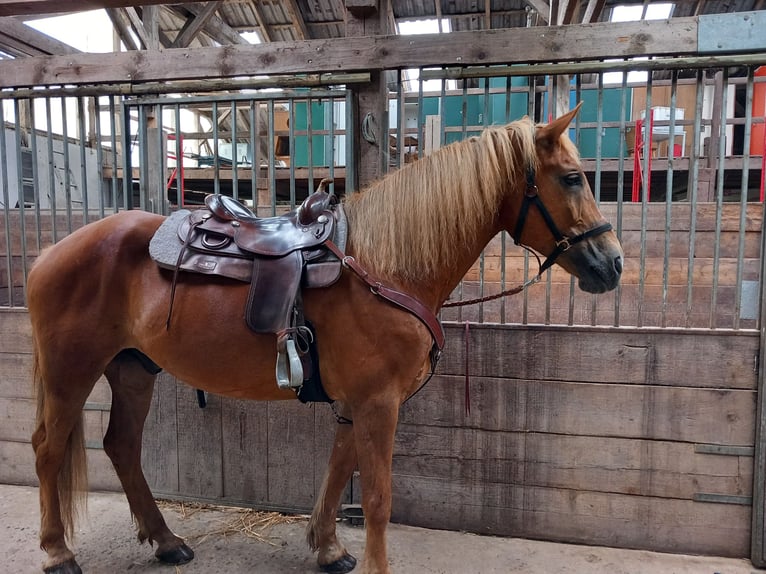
<box><xmin>105</xmin><ymin>7</ymin><xmax>138</xmax><ymax>51</ymax></box>
<box><xmin>562</xmin><ymin>0</ymin><xmax>581</xmax><ymax>25</ymax></box>
<box><xmin>283</xmin><ymin>0</ymin><xmax>309</xmax><ymax>40</ymax></box>
<box><xmin>484</xmin><ymin>0</ymin><xmax>491</xmax><ymax>29</ymax></box>
<box><xmin>0</xmin><ymin>1</ymin><xmax>207</xmax><ymax>17</ymax></box>
<box><xmin>0</xmin><ymin>18</ymin><xmax>703</xmax><ymax>88</ymax></box>
<box><xmin>124</xmin><ymin>7</ymin><xmax>152</xmax><ymax>49</ymax></box>
<box><xmin>142</xmin><ymin>5</ymin><xmax>160</xmax><ymax>50</ymax></box>
<box><xmin>171</xmin><ymin>1</ymin><xmax>223</xmax><ymax>48</ymax></box>
<box><xmin>181</xmin><ymin>3</ymin><xmax>247</xmax><ymax>45</ymax></box>
<box><xmin>248</xmin><ymin>0</ymin><xmax>272</xmax><ymax>43</ymax></box>
<box><xmin>0</xmin><ymin>16</ymin><xmax>79</xmax><ymax>56</ymax></box>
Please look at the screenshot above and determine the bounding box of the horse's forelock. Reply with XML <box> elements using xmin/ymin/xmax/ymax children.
<box><xmin>345</xmin><ymin>118</ymin><xmax>536</xmax><ymax>282</ymax></box>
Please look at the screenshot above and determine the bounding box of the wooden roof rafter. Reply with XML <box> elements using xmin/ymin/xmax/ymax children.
<box><xmin>171</xmin><ymin>0</ymin><xmax>224</xmax><ymax>48</ymax></box>
<box><xmin>248</xmin><ymin>0</ymin><xmax>272</xmax><ymax>42</ymax></box>
<box><xmin>175</xmin><ymin>3</ymin><xmax>248</xmax><ymax>44</ymax></box>
<box><xmin>106</xmin><ymin>7</ymin><xmax>139</xmax><ymax>50</ymax></box>
<box><xmin>0</xmin><ymin>16</ymin><xmax>80</xmax><ymax>56</ymax></box>
<box><xmin>282</xmin><ymin>0</ymin><xmax>309</xmax><ymax>40</ymax></box>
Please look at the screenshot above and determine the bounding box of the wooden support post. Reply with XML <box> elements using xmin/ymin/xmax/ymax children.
<box><xmin>345</xmin><ymin>0</ymin><xmax>391</xmax><ymax>190</ymax></box>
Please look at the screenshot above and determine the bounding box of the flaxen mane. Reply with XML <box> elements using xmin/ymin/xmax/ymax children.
<box><xmin>344</xmin><ymin>117</ymin><xmax>539</xmax><ymax>282</ymax></box>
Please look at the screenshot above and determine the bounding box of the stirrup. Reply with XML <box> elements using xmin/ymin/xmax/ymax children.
<box><xmin>276</xmin><ymin>338</ymin><xmax>304</xmax><ymax>389</ymax></box>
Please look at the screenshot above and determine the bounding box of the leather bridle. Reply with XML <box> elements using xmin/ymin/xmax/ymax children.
<box><xmin>511</xmin><ymin>167</ymin><xmax>614</xmax><ymax>275</ymax></box>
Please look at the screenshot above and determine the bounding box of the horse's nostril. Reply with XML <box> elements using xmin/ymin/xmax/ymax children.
<box><xmin>614</xmin><ymin>256</ymin><xmax>623</xmax><ymax>274</ymax></box>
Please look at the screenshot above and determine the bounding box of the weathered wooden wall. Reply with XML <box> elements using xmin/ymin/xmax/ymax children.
<box><xmin>0</xmin><ymin>309</ymin><xmax>757</xmax><ymax>557</ymax></box>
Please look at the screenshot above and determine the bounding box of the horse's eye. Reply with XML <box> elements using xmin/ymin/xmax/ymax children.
<box><xmin>563</xmin><ymin>173</ymin><xmax>582</xmax><ymax>187</ymax></box>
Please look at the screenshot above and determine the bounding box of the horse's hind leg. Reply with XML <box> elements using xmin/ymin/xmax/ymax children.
<box><xmin>32</xmin><ymin>361</ymin><xmax>99</xmax><ymax>573</ymax></box>
<box><xmin>102</xmin><ymin>351</ymin><xmax>194</xmax><ymax>565</ymax></box>
<box><xmin>307</xmin><ymin>405</ymin><xmax>358</xmax><ymax>573</ymax></box>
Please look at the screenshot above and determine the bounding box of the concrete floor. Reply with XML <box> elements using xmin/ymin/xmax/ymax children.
<box><xmin>2</xmin><ymin>484</ymin><xmax>759</xmax><ymax>574</ymax></box>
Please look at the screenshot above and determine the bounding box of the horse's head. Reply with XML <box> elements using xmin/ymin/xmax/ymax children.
<box><xmin>500</xmin><ymin>105</ymin><xmax>623</xmax><ymax>294</ymax></box>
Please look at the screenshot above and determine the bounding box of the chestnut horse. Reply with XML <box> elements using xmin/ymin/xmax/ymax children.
<box><xmin>28</xmin><ymin>106</ymin><xmax>622</xmax><ymax>574</ymax></box>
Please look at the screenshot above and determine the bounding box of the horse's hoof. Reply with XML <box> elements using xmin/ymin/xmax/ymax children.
<box><xmin>156</xmin><ymin>543</ymin><xmax>195</xmax><ymax>565</ymax></box>
<box><xmin>319</xmin><ymin>553</ymin><xmax>357</xmax><ymax>573</ymax></box>
<box><xmin>44</xmin><ymin>559</ymin><xmax>82</xmax><ymax>574</ymax></box>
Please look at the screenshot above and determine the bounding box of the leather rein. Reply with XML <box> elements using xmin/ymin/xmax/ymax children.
<box><xmin>444</xmin><ymin>167</ymin><xmax>613</xmax><ymax>309</ymax></box>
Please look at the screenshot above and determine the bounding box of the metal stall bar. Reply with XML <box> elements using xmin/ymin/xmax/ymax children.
<box><xmin>28</xmin><ymin>99</ymin><xmax>42</xmax><ymax>253</ymax></box>
<box><xmin>12</xmin><ymin>99</ymin><xmax>28</xmax><ymax>304</ymax></box>
<box><xmin>661</xmin><ymin>71</ymin><xmax>679</xmax><ymax>328</ymax></box>
<box><xmin>44</xmin><ymin>97</ymin><xmax>59</xmax><ymax>240</ymax></box>
<box><xmin>76</xmin><ymin>96</ymin><xmax>89</xmax><ymax>223</ymax></box>
<box><xmin>0</xmin><ymin>99</ymin><xmax>13</xmax><ymax>306</ymax></box>
<box><xmin>735</xmin><ymin>67</ymin><xmax>755</xmax><ymax>330</ymax></box>
<box><xmin>93</xmin><ymin>96</ymin><xmax>106</xmax><ymax>219</ymax></box>
<box><xmin>212</xmin><ymin>101</ymin><xmax>220</xmax><ymax>197</ymax></box>
<box><xmin>60</xmin><ymin>98</ymin><xmax>73</xmax><ymax>234</ymax></box>
<box><xmin>685</xmin><ymin>70</ymin><xmax>705</xmax><ymax>328</ymax></box>
<box><xmin>288</xmin><ymin>99</ymin><xmax>296</xmax><ymax>207</ymax></box>
<box><xmin>267</xmin><ymin>100</ymin><xmax>276</xmax><ymax>215</ymax></box>
<box><xmin>710</xmin><ymin>68</ymin><xmax>730</xmax><ymax>328</ymax></box>
<box><xmin>614</xmin><ymin>69</ymin><xmax>629</xmax><ymax>327</ymax></box>
<box><xmin>231</xmin><ymin>101</ymin><xmax>239</xmax><ymax>201</ymax></box>
<box><xmin>107</xmin><ymin>96</ymin><xmax>120</xmax><ymax>214</ymax></box>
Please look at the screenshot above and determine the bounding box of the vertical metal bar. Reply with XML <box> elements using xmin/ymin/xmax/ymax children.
<box><xmin>137</xmin><ymin>105</ymin><xmax>148</xmax><ymax>211</ymax></box>
<box><xmin>637</xmin><ymin>78</ymin><xmax>653</xmax><ymax>327</ymax></box>
<box><xmin>212</xmin><ymin>101</ymin><xmax>220</xmax><ymax>196</ymax></box>
<box><xmin>93</xmin><ymin>96</ymin><xmax>105</xmax><ymax>218</ymax></box>
<box><xmin>418</xmin><ymin>68</ymin><xmax>426</xmax><ymax>159</ymax></box>
<box><xmin>289</xmin><ymin>99</ymin><xmax>296</xmax><ymax>207</ymax></box>
<box><xmin>501</xmin><ymin>75</ymin><xmax>513</xmax><ymax>324</ymax></box>
<box><xmin>614</xmin><ymin>70</ymin><xmax>628</xmax><ymax>327</ymax></box>
<box><xmin>77</xmin><ymin>96</ymin><xmax>89</xmax><ymax>223</ymax></box>
<box><xmin>570</xmin><ymin>74</ymin><xmax>582</xmax><ymax>326</ymax></box>
<box><xmin>685</xmin><ymin>70</ymin><xmax>705</xmax><ymax>327</ymax></box>
<box><xmin>108</xmin><ymin>96</ymin><xmax>119</xmax><ymax>213</ymax></box>
<box><xmin>231</xmin><ymin>101</ymin><xmax>239</xmax><ymax>201</ymax></box>
<box><xmin>396</xmin><ymin>72</ymin><xmax>405</xmax><ymax>171</ymax></box>
<box><xmin>13</xmin><ymin>99</ymin><xmax>28</xmax><ymax>304</ymax></box>
<box><xmin>307</xmin><ymin>96</ymin><xmax>314</xmax><ymax>191</ymax></box>
<box><xmin>156</xmin><ymin>103</ymin><xmax>166</xmax><ymax>215</ymax></box>
<box><xmin>61</xmin><ymin>97</ymin><xmax>73</xmax><ymax>233</ymax></box>
<box><xmin>0</xmin><ymin>99</ymin><xmax>13</xmax><ymax>306</ymax></box>
<box><xmin>174</xmin><ymin>103</ymin><xmax>182</xmax><ymax>208</ymax></box>
<box><xmin>28</xmin><ymin>98</ymin><xmax>42</xmax><ymax>252</ymax></box>
<box><xmin>268</xmin><ymin>100</ymin><xmax>276</xmax><ymax>215</ymax></box>
<box><xmin>121</xmin><ymin>101</ymin><xmax>132</xmax><ymax>210</ymax></box>
<box><xmin>479</xmin><ymin>73</ymin><xmax>490</xmax><ymax>323</ymax></box>
<box><xmin>249</xmin><ymin>101</ymin><xmax>258</xmax><ymax>210</ymax></box>
<box><xmin>44</xmin><ymin>97</ymin><xmax>59</xmax><ymax>239</ymax></box>
<box><xmin>328</xmin><ymin>95</ymin><xmax>336</xmax><ymax>196</ymax></box>
<box><xmin>661</xmin><ymin>72</ymin><xmax>679</xmax><ymax>328</ymax></box>
<box><xmin>710</xmin><ymin>68</ymin><xmax>730</xmax><ymax>329</ymax></box>
<box><xmin>458</xmin><ymin>77</ymin><xmax>469</xmax><ymax>322</ymax></box>
<box><xmin>734</xmin><ymin>67</ymin><xmax>755</xmax><ymax>330</ymax></box>
<box><xmin>345</xmin><ymin>90</ymin><xmax>355</xmax><ymax>193</ymax></box>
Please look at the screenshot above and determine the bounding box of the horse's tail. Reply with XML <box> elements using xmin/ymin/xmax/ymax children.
<box><xmin>32</xmin><ymin>342</ymin><xmax>88</xmax><ymax>542</ymax></box>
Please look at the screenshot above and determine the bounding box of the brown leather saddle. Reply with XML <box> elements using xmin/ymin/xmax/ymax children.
<box><xmin>151</xmin><ymin>179</ymin><xmax>346</xmax><ymax>393</ymax></box>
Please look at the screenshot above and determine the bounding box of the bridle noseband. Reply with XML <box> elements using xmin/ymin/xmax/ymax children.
<box><xmin>511</xmin><ymin>167</ymin><xmax>613</xmax><ymax>274</ymax></box>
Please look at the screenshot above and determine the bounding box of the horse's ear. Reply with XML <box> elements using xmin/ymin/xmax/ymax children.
<box><xmin>536</xmin><ymin>102</ymin><xmax>583</xmax><ymax>148</ymax></box>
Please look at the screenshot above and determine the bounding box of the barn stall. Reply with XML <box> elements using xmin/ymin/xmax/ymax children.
<box><xmin>1</xmin><ymin>0</ymin><xmax>766</xmax><ymax>567</ymax></box>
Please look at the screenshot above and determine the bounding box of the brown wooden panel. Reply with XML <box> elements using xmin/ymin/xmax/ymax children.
<box><xmin>0</xmin><ymin>310</ymin><xmax>33</xmax><ymax>354</ymax></box>
<box><xmin>437</xmin><ymin>325</ymin><xmax>759</xmax><ymax>389</ymax></box>
<box><xmin>394</xmin><ymin>425</ymin><xmax>751</xmax><ymax>500</ymax></box>
<box><xmin>0</xmin><ymin>353</ymin><xmax>32</xmax><ymax>399</ymax></box>
<box><xmin>142</xmin><ymin>373</ymin><xmax>180</xmax><ymax>494</ymax></box>
<box><xmin>220</xmin><ymin>398</ymin><xmax>269</xmax><ymax>504</ymax></box>
<box><xmin>266</xmin><ymin>401</ymin><xmax>319</xmax><ymax>511</ymax></box>
<box><xmin>401</xmin><ymin>374</ymin><xmax>755</xmax><ymax>444</ymax></box>
<box><xmin>0</xmin><ymin>397</ymin><xmax>105</xmax><ymax>445</ymax></box>
<box><xmin>391</xmin><ymin>475</ymin><xmax>750</xmax><ymax>557</ymax></box>
<box><xmin>175</xmin><ymin>382</ymin><xmax>223</xmax><ymax>498</ymax></box>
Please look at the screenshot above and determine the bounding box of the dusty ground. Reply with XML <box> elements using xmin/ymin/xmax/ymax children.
<box><xmin>1</xmin><ymin>483</ymin><xmax>758</xmax><ymax>574</ymax></box>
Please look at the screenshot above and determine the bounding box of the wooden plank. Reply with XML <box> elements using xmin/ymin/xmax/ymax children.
<box><xmin>0</xmin><ymin>397</ymin><xmax>104</xmax><ymax>445</ymax></box>
<box><xmin>142</xmin><ymin>373</ymin><xmax>180</xmax><ymax>494</ymax></box>
<box><xmin>390</xmin><ymin>475</ymin><xmax>750</xmax><ymax>557</ymax></box>
<box><xmin>220</xmin><ymin>398</ymin><xmax>269</xmax><ymax>504</ymax></box>
<box><xmin>0</xmin><ymin>309</ymin><xmax>33</xmax><ymax>354</ymax></box>
<box><xmin>401</xmin><ymin>375</ymin><xmax>755</xmax><ymax>444</ymax></box>
<box><xmin>436</xmin><ymin>325</ymin><xmax>759</xmax><ymax>389</ymax></box>
<box><xmin>0</xmin><ymin>353</ymin><xmax>32</xmax><ymax>399</ymax></box>
<box><xmin>394</xmin><ymin>425</ymin><xmax>752</xmax><ymax>500</ymax></box>
<box><xmin>0</xmin><ymin>19</ymin><xmax>700</xmax><ymax>88</ymax></box>
<box><xmin>266</xmin><ymin>401</ymin><xmax>319</xmax><ymax>511</ymax></box>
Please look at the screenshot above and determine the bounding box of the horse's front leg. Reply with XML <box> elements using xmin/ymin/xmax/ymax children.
<box><xmin>352</xmin><ymin>395</ymin><xmax>400</xmax><ymax>574</ymax></box>
<box><xmin>307</xmin><ymin>403</ymin><xmax>358</xmax><ymax>573</ymax></box>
